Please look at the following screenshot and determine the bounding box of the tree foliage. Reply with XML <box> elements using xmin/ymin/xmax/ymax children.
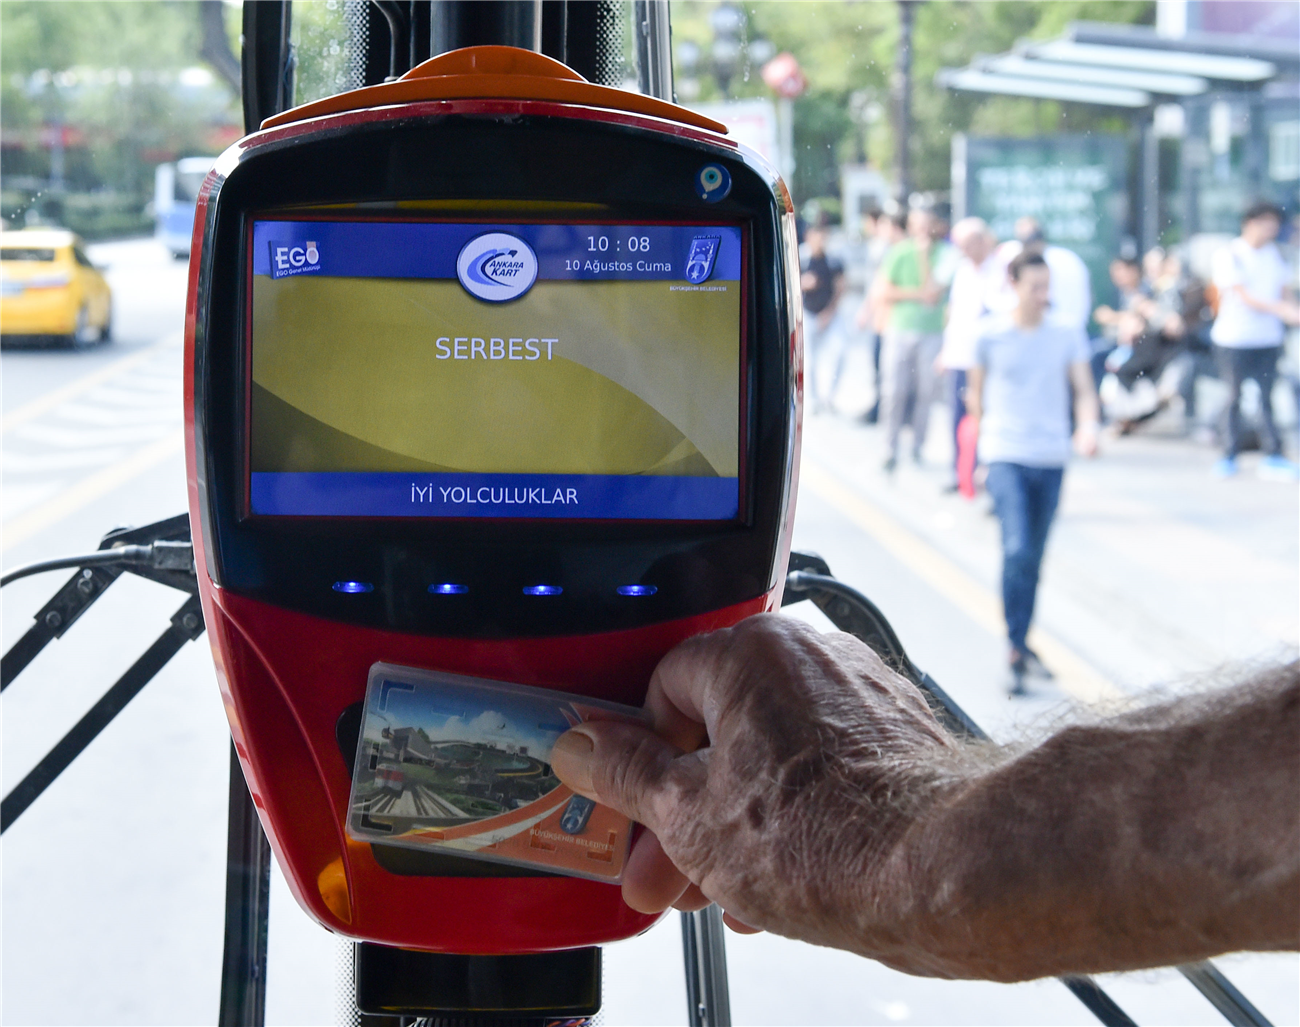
<box><xmin>0</xmin><ymin>1</ymin><xmax>241</xmax><ymax>230</ymax></box>
<box><xmin>1</xmin><ymin>1</ymin><xmax>1159</xmax><ymax>226</ymax></box>
<box><xmin>671</xmin><ymin>0</ymin><xmax>1154</xmax><ymax>207</ymax></box>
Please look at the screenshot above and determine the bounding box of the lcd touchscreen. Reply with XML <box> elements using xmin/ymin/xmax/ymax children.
<box><xmin>248</xmin><ymin>219</ymin><xmax>742</xmax><ymax>520</ymax></box>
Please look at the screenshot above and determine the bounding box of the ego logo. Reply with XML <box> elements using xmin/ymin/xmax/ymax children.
<box><xmin>456</xmin><ymin>232</ymin><xmax>538</xmax><ymax>303</ymax></box>
<box><xmin>269</xmin><ymin>240</ymin><xmax>321</xmax><ymax>279</ymax></box>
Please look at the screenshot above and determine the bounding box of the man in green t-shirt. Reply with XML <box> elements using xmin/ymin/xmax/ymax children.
<box><xmin>876</xmin><ymin>208</ymin><xmax>949</xmax><ymax>471</ymax></box>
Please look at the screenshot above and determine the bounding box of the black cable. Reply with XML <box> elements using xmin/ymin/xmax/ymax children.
<box><xmin>1</xmin><ymin>541</ymin><xmax>193</xmax><ymax>588</ymax></box>
<box><xmin>784</xmin><ymin>570</ymin><xmax>918</xmax><ymax>679</ymax></box>
<box><xmin>786</xmin><ymin>570</ymin><xmax>986</xmax><ymax>741</ymax></box>
<box><xmin>1</xmin><ymin>546</ymin><xmax>150</xmax><ymax>587</ymax></box>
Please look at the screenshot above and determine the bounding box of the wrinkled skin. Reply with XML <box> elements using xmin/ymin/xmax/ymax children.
<box><xmin>553</xmin><ymin>615</ymin><xmax>973</xmax><ymax>972</ymax></box>
<box><xmin>552</xmin><ymin>615</ymin><xmax>1300</xmax><ymax>981</ymax></box>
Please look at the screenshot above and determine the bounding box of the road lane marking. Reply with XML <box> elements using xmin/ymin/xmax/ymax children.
<box><xmin>800</xmin><ymin>459</ymin><xmax>1123</xmax><ymax>705</ymax></box>
<box><xmin>1</xmin><ymin>334</ymin><xmax>181</xmax><ymax>434</ymax></box>
<box><xmin>15</xmin><ymin>421</ymin><xmax>172</xmax><ymax>446</ymax></box>
<box><xmin>48</xmin><ymin>402</ymin><xmax>178</xmax><ymax>426</ymax></box>
<box><xmin>3</xmin><ymin>482</ymin><xmax>60</xmax><ymax>520</ymax></box>
<box><xmin>80</xmin><ymin>384</ymin><xmax>181</xmax><ymax>406</ymax></box>
<box><xmin>3</xmin><ymin>447</ymin><xmax>129</xmax><ymax>473</ymax></box>
<box><xmin>1</xmin><ymin>429</ymin><xmax>184</xmax><ymax>553</ymax></box>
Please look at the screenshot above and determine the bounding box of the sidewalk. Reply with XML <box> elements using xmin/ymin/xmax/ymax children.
<box><xmin>799</xmin><ymin>403</ymin><xmax>1299</xmax><ymax>699</ymax></box>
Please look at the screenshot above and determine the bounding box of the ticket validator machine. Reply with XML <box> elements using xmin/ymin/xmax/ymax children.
<box><xmin>185</xmin><ymin>44</ymin><xmax>801</xmax><ymax>1019</ymax></box>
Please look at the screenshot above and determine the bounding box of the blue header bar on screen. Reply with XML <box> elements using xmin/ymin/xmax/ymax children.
<box><xmin>251</xmin><ymin>221</ymin><xmax>742</xmax><ymax>283</ymax></box>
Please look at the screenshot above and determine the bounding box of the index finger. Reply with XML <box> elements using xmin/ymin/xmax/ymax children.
<box><xmin>643</xmin><ymin>630</ymin><xmax>717</xmax><ymax>753</ymax></box>
<box><xmin>644</xmin><ymin>615</ymin><xmax>780</xmax><ymax>752</ymax></box>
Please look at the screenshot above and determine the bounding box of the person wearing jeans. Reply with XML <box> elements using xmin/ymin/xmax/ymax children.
<box><xmin>876</xmin><ymin>208</ymin><xmax>948</xmax><ymax>470</ymax></box>
<box><xmin>967</xmin><ymin>250</ymin><xmax>1099</xmax><ymax>694</ymax></box>
<box><xmin>983</xmin><ymin>462</ymin><xmax>1063</xmax><ymax>686</ymax></box>
<box><xmin>1218</xmin><ymin>345</ymin><xmax>1284</xmax><ymax>461</ymax></box>
<box><xmin>1209</xmin><ymin>201</ymin><xmax>1300</xmax><ymax>480</ymax></box>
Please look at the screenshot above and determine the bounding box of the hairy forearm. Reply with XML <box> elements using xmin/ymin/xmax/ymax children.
<box><xmin>553</xmin><ymin>615</ymin><xmax>1297</xmax><ymax>984</ymax></box>
<box><xmin>898</xmin><ymin>664</ymin><xmax>1300</xmax><ymax>981</ymax></box>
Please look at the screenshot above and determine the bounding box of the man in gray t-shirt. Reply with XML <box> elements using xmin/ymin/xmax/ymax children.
<box><xmin>968</xmin><ymin>251</ymin><xmax>1099</xmax><ymax>694</ymax></box>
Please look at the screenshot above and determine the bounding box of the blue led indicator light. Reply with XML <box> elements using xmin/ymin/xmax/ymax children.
<box><xmin>522</xmin><ymin>585</ymin><xmax>563</xmax><ymax>596</ymax></box>
<box><xmin>430</xmin><ymin>583</ymin><xmax>469</xmax><ymax>595</ymax></box>
<box><xmin>617</xmin><ymin>585</ymin><xmax>657</xmax><ymax>597</ymax></box>
<box><xmin>333</xmin><ymin>581</ymin><xmax>373</xmax><ymax>594</ymax></box>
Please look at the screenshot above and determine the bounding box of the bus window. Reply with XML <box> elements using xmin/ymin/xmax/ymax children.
<box><xmin>292</xmin><ymin>0</ymin><xmax>361</xmax><ymax>105</ymax></box>
<box><xmin>153</xmin><ymin>155</ymin><xmax>215</xmax><ymax>258</ymax></box>
<box><xmin>289</xmin><ymin>0</ymin><xmax>649</xmax><ymax>104</ymax></box>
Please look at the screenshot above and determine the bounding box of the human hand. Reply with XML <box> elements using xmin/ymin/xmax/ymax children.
<box><xmin>920</xmin><ymin>282</ymin><xmax>943</xmax><ymax>305</ymax></box>
<box><xmin>1074</xmin><ymin>424</ymin><xmax>1099</xmax><ymax>457</ymax></box>
<box><xmin>549</xmin><ymin>615</ymin><xmax>974</xmax><ymax>972</ymax></box>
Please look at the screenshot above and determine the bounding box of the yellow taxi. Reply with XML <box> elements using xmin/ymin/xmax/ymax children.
<box><xmin>0</xmin><ymin>229</ymin><xmax>112</xmax><ymax>346</ymax></box>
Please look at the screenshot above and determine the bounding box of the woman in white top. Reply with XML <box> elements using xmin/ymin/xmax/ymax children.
<box><xmin>1209</xmin><ymin>201</ymin><xmax>1300</xmax><ymax>480</ymax></box>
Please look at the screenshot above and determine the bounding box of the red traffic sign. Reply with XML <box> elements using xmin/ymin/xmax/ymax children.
<box><xmin>761</xmin><ymin>52</ymin><xmax>807</xmax><ymax>99</ymax></box>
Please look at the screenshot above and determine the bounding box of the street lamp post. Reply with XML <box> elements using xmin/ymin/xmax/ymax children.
<box><xmin>893</xmin><ymin>0</ymin><xmax>919</xmax><ymax>204</ymax></box>
<box><xmin>709</xmin><ymin>2</ymin><xmax>744</xmax><ymax>97</ymax></box>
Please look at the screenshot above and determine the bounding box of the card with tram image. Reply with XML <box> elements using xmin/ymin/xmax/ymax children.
<box><xmin>347</xmin><ymin>662</ymin><xmax>646</xmax><ymax>882</ymax></box>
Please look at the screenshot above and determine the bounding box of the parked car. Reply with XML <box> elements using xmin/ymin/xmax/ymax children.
<box><xmin>0</xmin><ymin>228</ymin><xmax>112</xmax><ymax>347</ymax></box>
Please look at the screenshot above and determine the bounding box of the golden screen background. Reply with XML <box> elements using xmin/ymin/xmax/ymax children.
<box><xmin>251</xmin><ymin>276</ymin><xmax>740</xmax><ymax>478</ymax></box>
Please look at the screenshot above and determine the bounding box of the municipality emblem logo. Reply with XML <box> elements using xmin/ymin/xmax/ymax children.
<box><xmin>685</xmin><ymin>236</ymin><xmax>720</xmax><ymax>284</ymax></box>
<box><xmin>456</xmin><ymin>232</ymin><xmax>538</xmax><ymax>302</ymax></box>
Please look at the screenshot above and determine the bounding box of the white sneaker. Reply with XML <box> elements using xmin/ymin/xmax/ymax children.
<box><xmin>1257</xmin><ymin>455</ymin><xmax>1300</xmax><ymax>482</ymax></box>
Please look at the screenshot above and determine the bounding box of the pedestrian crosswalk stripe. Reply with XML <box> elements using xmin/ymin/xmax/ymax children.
<box><xmin>3</xmin><ymin>331</ymin><xmax>186</xmax><ymax>553</ymax></box>
<box><xmin>2</xmin><ymin>429</ymin><xmax>184</xmax><ymax>552</ymax></box>
<box><xmin>14</xmin><ymin>422</ymin><xmax>174</xmax><ymax>447</ymax></box>
<box><xmin>52</xmin><ymin>402</ymin><xmax>178</xmax><ymax>426</ymax></box>
<box><xmin>1</xmin><ymin>334</ymin><xmax>181</xmax><ymax>434</ymax></box>
<box><xmin>3</xmin><ymin>447</ymin><xmax>130</xmax><ymax>473</ymax></box>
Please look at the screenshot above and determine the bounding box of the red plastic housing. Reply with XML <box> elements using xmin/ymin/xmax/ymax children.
<box><xmin>184</xmin><ymin>75</ymin><xmax>801</xmax><ymax>953</ymax></box>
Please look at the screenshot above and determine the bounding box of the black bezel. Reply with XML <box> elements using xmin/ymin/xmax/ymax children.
<box><xmin>193</xmin><ymin>112</ymin><xmax>794</xmax><ymax>638</ymax></box>
<box><xmin>242</xmin><ymin>210</ymin><xmax>751</xmax><ymax>524</ymax></box>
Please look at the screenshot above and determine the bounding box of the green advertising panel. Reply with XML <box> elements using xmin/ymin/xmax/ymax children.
<box><xmin>957</xmin><ymin>134</ymin><xmax>1129</xmax><ymax>310</ymax></box>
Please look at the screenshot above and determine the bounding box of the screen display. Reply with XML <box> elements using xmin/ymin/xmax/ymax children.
<box><xmin>248</xmin><ymin>219</ymin><xmax>742</xmax><ymax>520</ymax></box>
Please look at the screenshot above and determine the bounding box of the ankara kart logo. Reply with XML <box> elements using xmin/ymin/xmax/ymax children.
<box><xmin>457</xmin><ymin>232</ymin><xmax>539</xmax><ymax>302</ymax></box>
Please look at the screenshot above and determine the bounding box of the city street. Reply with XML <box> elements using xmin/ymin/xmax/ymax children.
<box><xmin>2</xmin><ymin>239</ymin><xmax>1297</xmax><ymax>1026</ymax></box>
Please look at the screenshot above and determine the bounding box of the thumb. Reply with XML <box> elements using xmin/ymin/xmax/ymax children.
<box><xmin>551</xmin><ymin>722</ymin><xmax>691</xmax><ymax>837</ymax></box>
